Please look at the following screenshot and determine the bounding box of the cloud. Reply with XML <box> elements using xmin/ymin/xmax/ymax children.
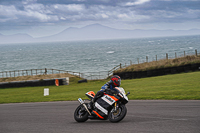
<box><xmin>53</xmin><ymin>4</ymin><xmax>85</xmax><ymax>12</ymax></box>
<box><xmin>22</xmin><ymin>0</ymin><xmax>37</xmax><ymax>5</ymax></box>
<box><xmin>1</xmin><ymin>0</ymin><xmax>200</xmax><ymax>24</ymax></box>
<box><xmin>125</xmin><ymin>0</ymin><xmax>151</xmax><ymax>6</ymax></box>
<box><xmin>0</xmin><ymin>4</ymin><xmax>58</xmax><ymax>23</ymax></box>
<box><xmin>0</xmin><ymin>0</ymin><xmax>200</xmax><ymax>36</ymax></box>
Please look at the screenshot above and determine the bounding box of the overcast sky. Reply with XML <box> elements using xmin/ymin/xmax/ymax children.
<box><xmin>0</xmin><ymin>0</ymin><xmax>200</xmax><ymax>37</ymax></box>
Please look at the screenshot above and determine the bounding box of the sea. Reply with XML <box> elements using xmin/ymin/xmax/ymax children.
<box><xmin>0</xmin><ymin>35</ymin><xmax>200</xmax><ymax>76</ymax></box>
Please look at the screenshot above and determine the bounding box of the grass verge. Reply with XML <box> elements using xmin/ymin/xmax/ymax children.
<box><xmin>115</xmin><ymin>55</ymin><xmax>200</xmax><ymax>72</ymax></box>
<box><xmin>0</xmin><ymin>71</ymin><xmax>200</xmax><ymax>104</ymax></box>
<box><xmin>0</xmin><ymin>73</ymin><xmax>76</xmax><ymax>83</ymax></box>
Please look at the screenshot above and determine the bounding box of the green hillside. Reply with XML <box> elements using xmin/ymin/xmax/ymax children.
<box><xmin>0</xmin><ymin>71</ymin><xmax>200</xmax><ymax>104</ymax></box>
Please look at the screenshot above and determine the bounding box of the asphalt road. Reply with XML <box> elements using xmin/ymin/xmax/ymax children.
<box><xmin>0</xmin><ymin>100</ymin><xmax>200</xmax><ymax>133</ymax></box>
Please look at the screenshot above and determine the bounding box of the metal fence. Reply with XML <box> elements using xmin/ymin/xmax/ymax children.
<box><xmin>0</xmin><ymin>65</ymin><xmax>122</xmax><ymax>80</ymax></box>
<box><xmin>2</xmin><ymin>50</ymin><xmax>198</xmax><ymax>80</ymax></box>
<box><xmin>0</xmin><ymin>68</ymin><xmax>81</xmax><ymax>78</ymax></box>
<box><xmin>80</xmin><ymin>64</ymin><xmax>122</xmax><ymax>80</ymax></box>
<box><xmin>121</xmin><ymin>49</ymin><xmax>199</xmax><ymax>68</ymax></box>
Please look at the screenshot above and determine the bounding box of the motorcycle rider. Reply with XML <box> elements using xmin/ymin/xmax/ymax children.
<box><xmin>89</xmin><ymin>75</ymin><xmax>121</xmax><ymax>109</ymax></box>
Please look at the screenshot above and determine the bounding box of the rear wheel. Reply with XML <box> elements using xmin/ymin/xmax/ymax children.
<box><xmin>108</xmin><ymin>104</ymin><xmax>127</xmax><ymax>123</ymax></box>
<box><xmin>74</xmin><ymin>104</ymin><xmax>89</xmax><ymax>122</ymax></box>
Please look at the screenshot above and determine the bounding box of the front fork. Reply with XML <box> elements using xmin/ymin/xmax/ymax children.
<box><xmin>113</xmin><ymin>102</ymin><xmax>119</xmax><ymax>113</ymax></box>
<box><xmin>115</xmin><ymin>102</ymin><xmax>117</xmax><ymax>110</ymax></box>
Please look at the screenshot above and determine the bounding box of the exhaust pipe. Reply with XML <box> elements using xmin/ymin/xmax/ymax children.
<box><xmin>78</xmin><ymin>98</ymin><xmax>91</xmax><ymax>115</ymax></box>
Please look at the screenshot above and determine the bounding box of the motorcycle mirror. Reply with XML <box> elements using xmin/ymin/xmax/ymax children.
<box><xmin>126</xmin><ymin>92</ymin><xmax>130</xmax><ymax>96</ymax></box>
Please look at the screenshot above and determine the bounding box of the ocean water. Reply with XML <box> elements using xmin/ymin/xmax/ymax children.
<box><xmin>0</xmin><ymin>35</ymin><xmax>200</xmax><ymax>74</ymax></box>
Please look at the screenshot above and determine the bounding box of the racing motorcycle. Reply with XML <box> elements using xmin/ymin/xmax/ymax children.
<box><xmin>74</xmin><ymin>87</ymin><xmax>130</xmax><ymax>123</ymax></box>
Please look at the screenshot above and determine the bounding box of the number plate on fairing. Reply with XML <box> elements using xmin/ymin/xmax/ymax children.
<box><xmin>101</xmin><ymin>95</ymin><xmax>116</xmax><ymax>105</ymax></box>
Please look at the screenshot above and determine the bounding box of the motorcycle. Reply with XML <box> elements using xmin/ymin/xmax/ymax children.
<box><xmin>74</xmin><ymin>87</ymin><xmax>130</xmax><ymax>123</ymax></box>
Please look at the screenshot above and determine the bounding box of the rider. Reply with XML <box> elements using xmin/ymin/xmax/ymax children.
<box><xmin>89</xmin><ymin>75</ymin><xmax>121</xmax><ymax>109</ymax></box>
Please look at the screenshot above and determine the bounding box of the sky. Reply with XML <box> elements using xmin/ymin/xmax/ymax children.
<box><xmin>0</xmin><ymin>0</ymin><xmax>200</xmax><ymax>38</ymax></box>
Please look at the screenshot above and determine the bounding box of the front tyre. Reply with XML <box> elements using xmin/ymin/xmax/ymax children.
<box><xmin>108</xmin><ymin>104</ymin><xmax>127</xmax><ymax>123</ymax></box>
<box><xmin>74</xmin><ymin>104</ymin><xmax>89</xmax><ymax>122</ymax></box>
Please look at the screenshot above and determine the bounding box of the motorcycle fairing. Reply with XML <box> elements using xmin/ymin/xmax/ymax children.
<box><xmin>85</xmin><ymin>91</ymin><xmax>95</xmax><ymax>99</ymax></box>
<box><xmin>94</xmin><ymin>94</ymin><xmax>120</xmax><ymax>117</ymax></box>
<box><xmin>94</xmin><ymin>102</ymin><xmax>108</xmax><ymax>115</ymax></box>
<box><xmin>103</xmin><ymin>94</ymin><xmax>119</xmax><ymax>104</ymax></box>
<box><xmin>101</xmin><ymin>95</ymin><xmax>116</xmax><ymax>105</ymax></box>
<box><xmin>92</xmin><ymin>110</ymin><xmax>104</xmax><ymax>119</ymax></box>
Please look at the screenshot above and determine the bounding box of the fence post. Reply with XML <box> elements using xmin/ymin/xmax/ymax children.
<box><xmin>175</xmin><ymin>52</ymin><xmax>177</xmax><ymax>58</ymax></box>
<box><xmin>146</xmin><ymin>56</ymin><xmax>148</xmax><ymax>62</ymax></box>
<box><xmin>130</xmin><ymin>60</ymin><xmax>132</xmax><ymax>65</ymax></box>
<box><xmin>195</xmin><ymin>49</ymin><xmax>197</xmax><ymax>56</ymax></box>
<box><xmin>166</xmin><ymin>53</ymin><xmax>168</xmax><ymax>60</ymax></box>
<box><xmin>120</xmin><ymin>63</ymin><xmax>122</xmax><ymax>68</ymax></box>
<box><xmin>44</xmin><ymin>68</ymin><xmax>47</xmax><ymax>75</ymax></box>
<box><xmin>137</xmin><ymin>58</ymin><xmax>139</xmax><ymax>64</ymax></box>
<box><xmin>184</xmin><ymin>51</ymin><xmax>186</xmax><ymax>57</ymax></box>
<box><xmin>156</xmin><ymin>55</ymin><xmax>157</xmax><ymax>61</ymax></box>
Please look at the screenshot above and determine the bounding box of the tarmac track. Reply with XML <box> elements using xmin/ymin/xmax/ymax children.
<box><xmin>0</xmin><ymin>100</ymin><xmax>200</xmax><ymax>133</ymax></box>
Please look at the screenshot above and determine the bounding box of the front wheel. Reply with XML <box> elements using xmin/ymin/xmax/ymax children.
<box><xmin>74</xmin><ymin>104</ymin><xmax>89</xmax><ymax>122</ymax></box>
<box><xmin>108</xmin><ymin>104</ymin><xmax>127</xmax><ymax>123</ymax></box>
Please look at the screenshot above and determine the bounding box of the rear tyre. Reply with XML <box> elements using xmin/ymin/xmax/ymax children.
<box><xmin>74</xmin><ymin>104</ymin><xmax>89</xmax><ymax>122</ymax></box>
<box><xmin>108</xmin><ymin>104</ymin><xmax>127</xmax><ymax>123</ymax></box>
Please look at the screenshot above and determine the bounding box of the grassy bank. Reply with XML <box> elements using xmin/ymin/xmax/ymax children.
<box><xmin>0</xmin><ymin>71</ymin><xmax>200</xmax><ymax>103</ymax></box>
<box><xmin>115</xmin><ymin>55</ymin><xmax>200</xmax><ymax>72</ymax></box>
<box><xmin>0</xmin><ymin>73</ymin><xmax>76</xmax><ymax>83</ymax></box>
